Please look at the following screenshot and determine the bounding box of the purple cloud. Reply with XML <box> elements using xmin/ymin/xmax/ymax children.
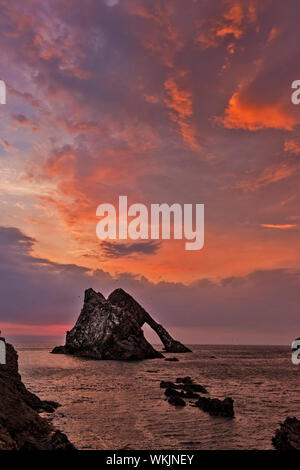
<box><xmin>0</xmin><ymin>226</ymin><xmax>299</xmax><ymax>344</ymax></box>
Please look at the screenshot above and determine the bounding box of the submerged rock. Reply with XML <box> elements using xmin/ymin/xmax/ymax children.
<box><xmin>161</xmin><ymin>376</ymin><xmax>232</xmax><ymax>417</ymax></box>
<box><xmin>160</xmin><ymin>379</ymin><xmax>207</xmax><ymax>394</ymax></box>
<box><xmin>165</xmin><ymin>387</ymin><xmax>181</xmax><ymax>397</ymax></box>
<box><xmin>182</xmin><ymin>383</ymin><xmax>207</xmax><ymax>394</ymax></box>
<box><xmin>195</xmin><ymin>396</ymin><xmax>234</xmax><ymax>418</ymax></box>
<box><xmin>165</xmin><ymin>357</ymin><xmax>179</xmax><ymax>362</ymax></box>
<box><xmin>52</xmin><ymin>288</ymin><xmax>190</xmax><ymax>360</ymax></box>
<box><xmin>272</xmin><ymin>417</ymin><xmax>300</xmax><ymax>450</ymax></box>
<box><xmin>165</xmin><ymin>387</ymin><xmax>199</xmax><ymax>400</ymax></box>
<box><xmin>174</xmin><ymin>377</ymin><xmax>208</xmax><ymax>393</ymax></box>
<box><xmin>168</xmin><ymin>396</ymin><xmax>186</xmax><ymax>407</ymax></box>
<box><xmin>176</xmin><ymin>376</ymin><xmax>193</xmax><ymax>384</ymax></box>
<box><xmin>181</xmin><ymin>390</ymin><xmax>200</xmax><ymax>399</ymax></box>
<box><xmin>0</xmin><ymin>343</ymin><xmax>75</xmax><ymax>450</ymax></box>
<box><xmin>160</xmin><ymin>380</ymin><xmax>178</xmax><ymax>389</ymax></box>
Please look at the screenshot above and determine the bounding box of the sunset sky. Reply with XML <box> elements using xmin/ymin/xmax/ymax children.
<box><xmin>0</xmin><ymin>0</ymin><xmax>300</xmax><ymax>344</ymax></box>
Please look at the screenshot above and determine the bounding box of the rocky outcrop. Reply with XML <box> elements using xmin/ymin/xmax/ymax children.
<box><xmin>272</xmin><ymin>417</ymin><xmax>300</xmax><ymax>450</ymax></box>
<box><xmin>0</xmin><ymin>343</ymin><xmax>75</xmax><ymax>450</ymax></box>
<box><xmin>52</xmin><ymin>288</ymin><xmax>190</xmax><ymax>360</ymax></box>
<box><xmin>195</xmin><ymin>396</ymin><xmax>234</xmax><ymax>418</ymax></box>
<box><xmin>168</xmin><ymin>396</ymin><xmax>186</xmax><ymax>407</ymax></box>
<box><xmin>164</xmin><ymin>387</ymin><xmax>200</xmax><ymax>400</ymax></box>
<box><xmin>160</xmin><ymin>377</ymin><xmax>207</xmax><ymax>394</ymax></box>
<box><xmin>159</xmin><ymin>376</ymin><xmax>234</xmax><ymax>417</ymax></box>
<box><xmin>160</xmin><ymin>377</ymin><xmax>208</xmax><ymax>408</ymax></box>
<box><xmin>108</xmin><ymin>289</ymin><xmax>191</xmax><ymax>353</ymax></box>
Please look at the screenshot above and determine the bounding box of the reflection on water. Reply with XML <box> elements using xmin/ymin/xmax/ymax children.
<box><xmin>16</xmin><ymin>344</ymin><xmax>299</xmax><ymax>450</ymax></box>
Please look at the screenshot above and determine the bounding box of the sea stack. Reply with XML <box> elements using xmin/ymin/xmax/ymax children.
<box><xmin>52</xmin><ymin>287</ymin><xmax>191</xmax><ymax>360</ymax></box>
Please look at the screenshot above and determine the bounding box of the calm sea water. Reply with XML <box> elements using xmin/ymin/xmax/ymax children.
<box><xmin>16</xmin><ymin>344</ymin><xmax>299</xmax><ymax>450</ymax></box>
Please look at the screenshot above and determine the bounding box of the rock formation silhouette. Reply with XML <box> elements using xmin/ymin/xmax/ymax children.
<box><xmin>0</xmin><ymin>343</ymin><xmax>75</xmax><ymax>450</ymax></box>
<box><xmin>108</xmin><ymin>289</ymin><xmax>191</xmax><ymax>353</ymax></box>
<box><xmin>52</xmin><ymin>288</ymin><xmax>191</xmax><ymax>360</ymax></box>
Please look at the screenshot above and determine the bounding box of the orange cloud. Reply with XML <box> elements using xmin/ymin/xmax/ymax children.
<box><xmin>45</xmin><ymin>150</ymin><xmax>76</xmax><ymax>178</ymax></box>
<box><xmin>267</xmin><ymin>27</ymin><xmax>280</xmax><ymax>44</ymax></box>
<box><xmin>144</xmin><ymin>94</ymin><xmax>159</xmax><ymax>104</ymax></box>
<box><xmin>218</xmin><ymin>88</ymin><xmax>297</xmax><ymax>131</ymax></box>
<box><xmin>164</xmin><ymin>75</ymin><xmax>200</xmax><ymax>150</ymax></box>
<box><xmin>164</xmin><ymin>76</ymin><xmax>192</xmax><ymax>118</ymax></box>
<box><xmin>127</xmin><ymin>1</ymin><xmax>184</xmax><ymax>67</ymax></box>
<box><xmin>237</xmin><ymin>162</ymin><xmax>299</xmax><ymax>191</ymax></box>
<box><xmin>260</xmin><ymin>224</ymin><xmax>296</xmax><ymax>229</ymax></box>
<box><xmin>284</xmin><ymin>139</ymin><xmax>300</xmax><ymax>155</ymax></box>
<box><xmin>196</xmin><ymin>1</ymin><xmax>257</xmax><ymax>49</ymax></box>
<box><xmin>0</xmin><ymin>138</ymin><xmax>18</xmax><ymax>152</ymax></box>
<box><xmin>216</xmin><ymin>3</ymin><xmax>244</xmax><ymax>39</ymax></box>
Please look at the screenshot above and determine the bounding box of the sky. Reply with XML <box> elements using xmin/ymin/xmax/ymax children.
<box><xmin>0</xmin><ymin>0</ymin><xmax>300</xmax><ymax>344</ymax></box>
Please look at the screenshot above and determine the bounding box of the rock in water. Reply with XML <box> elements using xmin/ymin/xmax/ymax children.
<box><xmin>52</xmin><ymin>288</ymin><xmax>172</xmax><ymax>360</ymax></box>
<box><xmin>0</xmin><ymin>343</ymin><xmax>75</xmax><ymax>450</ymax></box>
<box><xmin>165</xmin><ymin>387</ymin><xmax>181</xmax><ymax>397</ymax></box>
<box><xmin>195</xmin><ymin>396</ymin><xmax>234</xmax><ymax>418</ymax></box>
<box><xmin>160</xmin><ymin>381</ymin><xmax>178</xmax><ymax>389</ymax></box>
<box><xmin>176</xmin><ymin>376</ymin><xmax>193</xmax><ymax>384</ymax></box>
<box><xmin>272</xmin><ymin>417</ymin><xmax>300</xmax><ymax>450</ymax></box>
<box><xmin>168</xmin><ymin>396</ymin><xmax>186</xmax><ymax>407</ymax></box>
<box><xmin>108</xmin><ymin>288</ymin><xmax>191</xmax><ymax>353</ymax></box>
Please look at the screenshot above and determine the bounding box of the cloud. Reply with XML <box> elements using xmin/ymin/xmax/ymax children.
<box><xmin>2</xmin><ymin>0</ymin><xmax>300</xmax><ymax>294</ymax></box>
<box><xmin>164</xmin><ymin>74</ymin><xmax>200</xmax><ymax>150</ymax></box>
<box><xmin>0</xmin><ymin>226</ymin><xmax>93</xmax><ymax>325</ymax></box>
<box><xmin>104</xmin><ymin>0</ymin><xmax>119</xmax><ymax>6</ymax></box>
<box><xmin>236</xmin><ymin>162</ymin><xmax>299</xmax><ymax>191</ymax></box>
<box><xmin>127</xmin><ymin>1</ymin><xmax>184</xmax><ymax>68</ymax></box>
<box><xmin>218</xmin><ymin>87</ymin><xmax>297</xmax><ymax>131</ymax></box>
<box><xmin>0</xmin><ymin>226</ymin><xmax>299</xmax><ymax>344</ymax></box>
<box><xmin>267</xmin><ymin>27</ymin><xmax>280</xmax><ymax>44</ymax></box>
<box><xmin>196</xmin><ymin>1</ymin><xmax>257</xmax><ymax>49</ymax></box>
<box><xmin>10</xmin><ymin>113</ymin><xmax>40</xmax><ymax>132</ymax></box>
<box><xmin>11</xmin><ymin>114</ymin><xmax>31</xmax><ymax>125</ymax></box>
<box><xmin>284</xmin><ymin>139</ymin><xmax>300</xmax><ymax>155</ymax></box>
<box><xmin>0</xmin><ymin>138</ymin><xmax>18</xmax><ymax>152</ymax></box>
<box><xmin>261</xmin><ymin>224</ymin><xmax>296</xmax><ymax>229</ymax></box>
<box><xmin>101</xmin><ymin>240</ymin><xmax>161</xmax><ymax>258</ymax></box>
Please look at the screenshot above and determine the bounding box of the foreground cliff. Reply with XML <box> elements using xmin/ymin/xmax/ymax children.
<box><xmin>52</xmin><ymin>288</ymin><xmax>190</xmax><ymax>360</ymax></box>
<box><xmin>0</xmin><ymin>342</ymin><xmax>75</xmax><ymax>450</ymax></box>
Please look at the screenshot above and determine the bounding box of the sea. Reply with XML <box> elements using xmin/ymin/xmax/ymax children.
<box><xmin>15</xmin><ymin>344</ymin><xmax>299</xmax><ymax>450</ymax></box>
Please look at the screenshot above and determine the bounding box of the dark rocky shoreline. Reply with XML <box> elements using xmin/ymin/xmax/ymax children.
<box><xmin>0</xmin><ymin>342</ymin><xmax>75</xmax><ymax>450</ymax></box>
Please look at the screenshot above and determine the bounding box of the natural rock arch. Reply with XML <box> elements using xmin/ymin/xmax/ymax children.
<box><xmin>108</xmin><ymin>288</ymin><xmax>191</xmax><ymax>354</ymax></box>
<box><xmin>52</xmin><ymin>288</ymin><xmax>191</xmax><ymax>360</ymax></box>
